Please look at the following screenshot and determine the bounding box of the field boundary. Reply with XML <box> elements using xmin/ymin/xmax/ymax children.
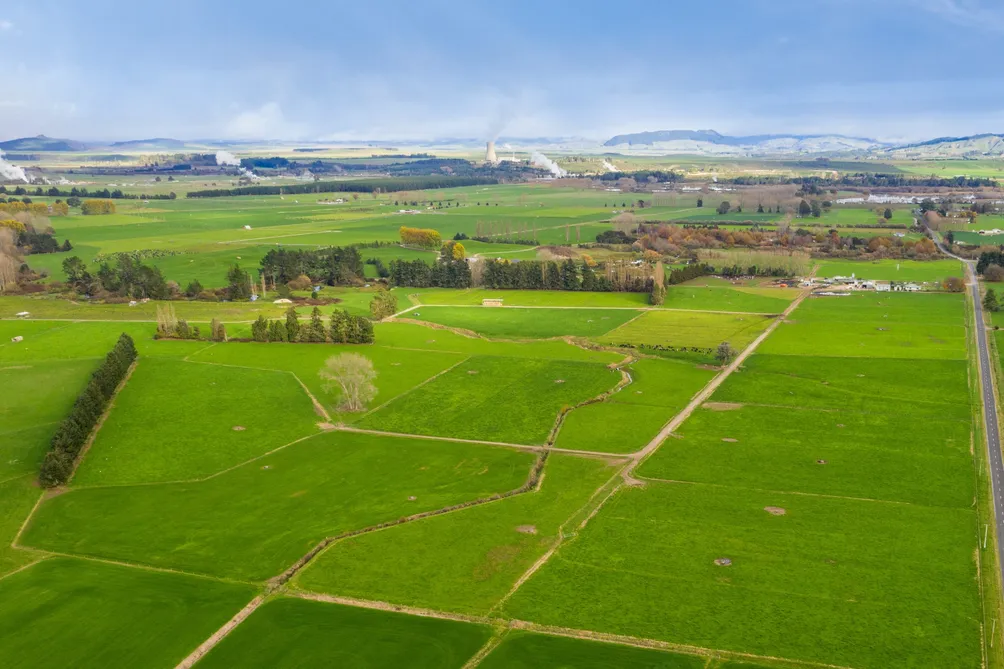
<box><xmin>174</xmin><ymin>595</ymin><xmax>267</xmax><ymax>669</ymax></box>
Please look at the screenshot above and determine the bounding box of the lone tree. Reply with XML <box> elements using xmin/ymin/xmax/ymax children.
<box><xmin>715</xmin><ymin>341</ymin><xmax>738</xmax><ymax>366</ymax></box>
<box><xmin>943</xmin><ymin>276</ymin><xmax>965</xmax><ymax>293</ymax></box>
<box><xmin>370</xmin><ymin>290</ymin><xmax>398</xmax><ymax>320</ymax></box>
<box><xmin>319</xmin><ymin>353</ymin><xmax>377</xmax><ymax>412</ymax></box>
<box><xmin>716</xmin><ymin>201</ymin><xmax>731</xmax><ymax>215</ymax></box>
<box><xmin>883</xmin><ymin>207</ymin><xmax>893</xmax><ymax>220</ymax></box>
<box><xmin>650</xmin><ymin>260</ymin><xmax>666</xmax><ymax>305</ymax></box>
<box><xmin>985</xmin><ymin>264</ymin><xmax>1004</xmax><ymax>282</ymax></box>
<box><xmin>985</xmin><ymin>288</ymin><xmax>1000</xmax><ymax>313</ymax></box>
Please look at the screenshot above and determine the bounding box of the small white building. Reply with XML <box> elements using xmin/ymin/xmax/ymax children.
<box><xmin>876</xmin><ymin>282</ymin><xmax>892</xmax><ymax>292</ymax></box>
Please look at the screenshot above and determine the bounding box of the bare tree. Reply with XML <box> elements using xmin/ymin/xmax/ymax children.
<box><xmin>319</xmin><ymin>353</ymin><xmax>378</xmax><ymax>412</ymax></box>
<box><xmin>0</xmin><ymin>229</ymin><xmax>21</xmax><ymax>293</ymax></box>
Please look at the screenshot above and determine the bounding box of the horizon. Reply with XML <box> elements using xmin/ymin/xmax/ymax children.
<box><xmin>2</xmin><ymin>0</ymin><xmax>1004</xmax><ymax>143</ymax></box>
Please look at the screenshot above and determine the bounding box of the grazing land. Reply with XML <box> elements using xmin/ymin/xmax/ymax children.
<box><xmin>197</xmin><ymin>598</ymin><xmax>492</xmax><ymax>668</ymax></box>
<box><xmin>0</xmin><ymin>177</ymin><xmax>996</xmax><ymax>669</ymax></box>
<box><xmin>0</xmin><ymin>557</ymin><xmax>255</xmax><ymax>668</ymax></box>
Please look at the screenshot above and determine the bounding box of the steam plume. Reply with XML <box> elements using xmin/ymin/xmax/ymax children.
<box><xmin>531</xmin><ymin>151</ymin><xmax>567</xmax><ymax>178</ymax></box>
<box><xmin>215</xmin><ymin>150</ymin><xmax>264</xmax><ymax>181</ymax></box>
<box><xmin>0</xmin><ymin>150</ymin><xmax>29</xmax><ymax>183</ymax></box>
<box><xmin>602</xmin><ymin>159</ymin><xmax>619</xmax><ymax>172</ymax></box>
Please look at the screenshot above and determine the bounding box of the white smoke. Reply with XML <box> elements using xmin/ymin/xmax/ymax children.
<box><xmin>215</xmin><ymin>150</ymin><xmax>240</xmax><ymax>166</ymax></box>
<box><xmin>602</xmin><ymin>160</ymin><xmax>619</xmax><ymax>172</ymax></box>
<box><xmin>531</xmin><ymin>151</ymin><xmax>567</xmax><ymax>178</ymax></box>
<box><xmin>0</xmin><ymin>150</ymin><xmax>29</xmax><ymax>183</ymax></box>
<box><xmin>215</xmin><ymin>150</ymin><xmax>264</xmax><ymax>181</ymax></box>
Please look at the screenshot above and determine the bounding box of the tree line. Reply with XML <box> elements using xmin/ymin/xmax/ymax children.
<box><xmin>39</xmin><ymin>334</ymin><xmax>137</xmax><ymax>487</ymax></box>
<box><xmin>0</xmin><ymin>185</ymin><xmax>176</xmax><ymax>200</ymax></box>
<box><xmin>186</xmin><ymin>176</ymin><xmax>498</xmax><ymax>198</ymax></box>
<box><xmin>728</xmin><ymin>174</ymin><xmax>996</xmax><ymax>188</ymax></box>
<box><xmin>250</xmin><ymin>307</ymin><xmax>374</xmax><ymax>344</ymax></box>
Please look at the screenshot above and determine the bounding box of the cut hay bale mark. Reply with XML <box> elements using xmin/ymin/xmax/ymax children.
<box><xmin>515</xmin><ymin>525</ymin><xmax>538</xmax><ymax>535</ymax></box>
<box><xmin>232</xmin><ymin>425</ymin><xmax>246</xmax><ymax>431</ymax></box>
<box><xmin>764</xmin><ymin>506</ymin><xmax>787</xmax><ymax>516</ymax></box>
<box><xmin>704</xmin><ymin>402</ymin><xmax>743</xmax><ymax>411</ymax></box>
<box><xmin>554</xmin><ymin>379</ymin><xmax>565</xmax><ymax>384</ymax></box>
<box><xmin>816</xmin><ymin>459</ymin><xmax>828</xmax><ymax>465</ymax></box>
<box><xmin>721</xmin><ymin>437</ymin><xmax>738</xmax><ymax>443</ymax></box>
<box><xmin>714</xmin><ymin>558</ymin><xmax>732</xmax><ymax>566</ymax></box>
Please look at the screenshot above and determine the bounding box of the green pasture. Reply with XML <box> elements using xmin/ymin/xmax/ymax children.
<box><xmin>358</xmin><ymin>355</ymin><xmax>620</xmax><ymax>444</ymax></box>
<box><xmin>554</xmin><ymin>358</ymin><xmax>716</xmax><ymax>454</ymax></box>
<box><xmin>0</xmin><ymin>477</ymin><xmax>43</xmax><ymax>577</ymax></box>
<box><xmin>72</xmin><ymin>359</ymin><xmax>321</xmax><ymax>486</ymax></box>
<box><xmin>717</xmin><ymin>354</ymin><xmax>971</xmax><ymax>419</ymax></box>
<box><xmin>21</xmin><ymin>431</ymin><xmax>534</xmax><ymax>580</ymax></box>
<box><xmin>297</xmin><ymin>454</ymin><xmax>619</xmax><ymax>613</ymax></box>
<box><xmin>502</xmin><ymin>482</ymin><xmax>981</xmax><ymax>669</ymax></box>
<box><xmin>641</xmin><ymin>402</ymin><xmax>972</xmax><ymax>507</ymax></box>
<box><xmin>600</xmin><ymin>310</ymin><xmax>773</xmax><ymax>350</ymax></box>
<box><xmin>406</xmin><ymin>306</ymin><xmax>641</xmax><ymax>338</ymax></box>
<box><xmin>662</xmin><ymin>284</ymin><xmax>795</xmax><ymax>313</ymax></box>
<box><xmin>0</xmin><ymin>557</ymin><xmax>255</xmax><ymax>669</ymax></box>
<box><xmin>813</xmin><ymin>258</ymin><xmax>962</xmax><ymax>282</ymax></box>
<box><xmin>479</xmin><ymin>632</ymin><xmax>707</xmax><ymax>669</ymax></box>
<box><xmin>198</xmin><ymin>597</ymin><xmax>490</xmax><ymax>668</ymax></box>
<box><xmin>407</xmin><ymin>287</ymin><xmax>654</xmax><ymax>308</ymax></box>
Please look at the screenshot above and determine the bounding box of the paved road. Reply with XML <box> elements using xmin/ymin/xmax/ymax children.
<box><xmin>931</xmin><ymin>232</ymin><xmax>1004</xmax><ymax>584</ymax></box>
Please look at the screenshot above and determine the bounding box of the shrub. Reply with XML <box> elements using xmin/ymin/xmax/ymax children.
<box><xmin>370</xmin><ymin>291</ymin><xmax>398</xmax><ymax>320</ymax></box>
<box><xmin>288</xmin><ymin>274</ymin><xmax>313</xmax><ymax>291</ymax></box>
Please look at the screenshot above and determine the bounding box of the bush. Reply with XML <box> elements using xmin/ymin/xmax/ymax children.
<box><xmin>985</xmin><ymin>264</ymin><xmax>1004</xmax><ymax>282</ymax></box>
<box><xmin>288</xmin><ymin>274</ymin><xmax>313</xmax><ymax>291</ymax></box>
<box><xmin>38</xmin><ymin>333</ymin><xmax>137</xmax><ymax>488</ymax></box>
<box><xmin>370</xmin><ymin>291</ymin><xmax>398</xmax><ymax>320</ymax></box>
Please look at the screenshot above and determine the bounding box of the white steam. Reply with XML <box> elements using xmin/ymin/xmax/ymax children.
<box><xmin>602</xmin><ymin>159</ymin><xmax>619</xmax><ymax>172</ymax></box>
<box><xmin>215</xmin><ymin>150</ymin><xmax>264</xmax><ymax>181</ymax></box>
<box><xmin>0</xmin><ymin>150</ymin><xmax>29</xmax><ymax>183</ymax></box>
<box><xmin>531</xmin><ymin>151</ymin><xmax>567</xmax><ymax>178</ymax></box>
<box><xmin>215</xmin><ymin>150</ymin><xmax>240</xmax><ymax>166</ymax></box>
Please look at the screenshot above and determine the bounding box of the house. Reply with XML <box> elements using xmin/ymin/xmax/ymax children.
<box><xmin>875</xmin><ymin>282</ymin><xmax>892</xmax><ymax>292</ymax></box>
<box><xmin>904</xmin><ymin>282</ymin><xmax>922</xmax><ymax>292</ymax></box>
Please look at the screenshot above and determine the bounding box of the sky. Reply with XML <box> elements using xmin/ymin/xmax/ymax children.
<box><xmin>1</xmin><ymin>0</ymin><xmax>1003</xmax><ymax>143</ymax></box>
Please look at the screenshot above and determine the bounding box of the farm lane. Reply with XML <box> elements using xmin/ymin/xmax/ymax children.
<box><xmin>629</xmin><ymin>287</ymin><xmax>810</xmax><ymax>473</ymax></box>
<box><xmin>931</xmin><ymin>228</ymin><xmax>1004</xmax><ymax>590</ymax></box>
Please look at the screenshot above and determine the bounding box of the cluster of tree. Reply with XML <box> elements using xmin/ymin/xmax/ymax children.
<box><xmin>0</xmin><ymin>185</ymin><xmax>176</xmax><ymax>200</ymax></box>
<box><xmin>718</xmin><ymin>264</ymin><xmax>795</xmax><ymax>278</ymax></box>
<box><xmin>186</xmin><ymin>176</ymin><xmax>498</xmax><ymax>198</ymax></box>
<box><xmin>389</xmin><ymin>258</ymin><xmax>472</xmax><ymax>288</ymax></box>
<box><xmin>668</xmin><ymin>263</ymin><xmax>714</xmax><ymax>284</ymax></box>
<box><xmin>259</xmin><ymin>247</ymin><xmax>364</xmax><ymax>286</ymax></box>
<box><xmin>80</xmin><ymin>199</ymin><xmax>117</xmax><ymax>215</ymax></box>
<box><xmin>0</xmin><ymin>201</ymin><xmax>53</xmax><ymax>216</ymax></box>
<box><xmin>250</xmin><ymin>306</ymin><xmax>374</xmax><ymax>344</ymax></box>
<box><xmin>154</xmin><ymin>304</ymin><xmax>204</xmax><ymax>340</ymax></box>
<box><xmin>17</xmin><ymin>229</ymin><xmax>71</xmax><ymax>254</ymax></box>
<box><xmin>595</xmin><ymin>230</ymin><xmax>636</xmax><ymax>244</ymax></box>
<box><xmin>470</xmin><ymin>235</ymin><xmax>537</xmax><ymax>246</ymax></box>
<box><xmin>597</xmin><ymin>170</ymin><xmax>682</xmax><ymax>182</ymax></box>
<box><xmin>400</xmin><ymin>226</ymin><xmax>442</xmax><ymax>249</ymax></box>
<box><xmin>38</xmin><ymin>334</ymin><xmax>137</xmax><ymax>487</ymax></box>
<box><xmin>977</xmin><ymin>251</ymin><xmax>1004</xmax><ymax>275</ymax></box>
<box><xmin>63</xmin><ymin>254</ymin><xmax>169</xmax><ymax>299</ymax></box>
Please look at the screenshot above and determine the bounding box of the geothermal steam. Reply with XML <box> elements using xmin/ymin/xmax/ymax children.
<box><xmin>602</xmin><ymin>159</ymin><xmax>619</xmax><ymax>172</ymax></box>
<box><xmin>215</xmin><ymin>150</ymin><xmax>263</xmax><ymax>181</ymax></box>
<box><xmin>0</xmin><ymin>150</ymin><xmax>29</xmax><ymax>183</ymax></box>
<box><xmin>531</xmin><ymin>151</ymin><xmax>567</xmax><ymax>178</ymax></box>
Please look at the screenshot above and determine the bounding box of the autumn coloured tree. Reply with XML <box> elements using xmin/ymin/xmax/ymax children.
<box><xmin>400</xmin><ymin>226</ymin><xmax>442</xmax><ymax>249</ymax></box>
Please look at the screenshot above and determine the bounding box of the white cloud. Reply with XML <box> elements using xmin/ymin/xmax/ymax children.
<box><xmin>0</xmin><ymin>20</ymin><xmax>13</xmax><ymax>31</ymax></box>
<box><xmin>909</xmin><ymin>0</ymin><xmax>1004</xmax><ymax>33</ymax></box>
<box><xmin>224</xmin><ymin>102</ymin><xmax>302</xmax><ymax>139</ymax></box>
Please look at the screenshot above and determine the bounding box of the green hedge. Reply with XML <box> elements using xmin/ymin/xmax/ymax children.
<box><xmin>38</xmin><ymin>334</ymin><xmax>137</xmax><ymax>487</ymax></box>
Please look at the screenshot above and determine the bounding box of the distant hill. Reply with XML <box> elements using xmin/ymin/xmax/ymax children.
<box><xmin>109</xmin><ymin>138</ymin><xmax>185</xmax><ymax>149</ymax></box>
<box><xmin>0</xmin><ymin>135</ymin><xmax>90</xmax><ymax>152</ymax></box>
<box><xmin>603</xmin><ymin>129</ymin><xmax>884</xmax><ymax>155</ymax></box>
<box><xmin>883</xmin><ymin>134</ymin><xmax>1004</xmax><ymax>159</ymax></box>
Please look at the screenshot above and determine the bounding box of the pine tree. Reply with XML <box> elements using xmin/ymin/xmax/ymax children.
<box><xmin>285</xmin><ymin>306</ymin><xmax>300</xmax><ymax>341</ymax></box>
<box><xmin>251</xmin><ymin>315</ymin><xmax>269</xmax><ymax>342</ymax></box>
<box><xmin>268</xmin><ymin>319</ymin><xmax>287</xmax><ymax>342</ymax></box>
<box><xmin>984</xmin><ymin>288</ymin><xmax>1000</xmax><ymax>313</ymax></box>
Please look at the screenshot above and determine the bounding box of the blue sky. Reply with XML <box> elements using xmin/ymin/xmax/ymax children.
<box><xmin>1</xmin><ymin>0</ymin><xmax>1003</xmax><ymax>142</ymax></box>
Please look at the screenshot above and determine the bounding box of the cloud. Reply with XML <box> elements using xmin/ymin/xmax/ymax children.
<box><xmin>224</xmin><ymin>102</ymin><xmax>302</xmax><ymax>140</ymax></box>
<box><xmin>908</xmin><ymin>0</ymin><xmax>1004</xmax><ymax>32</ymax></box>
<box><xmin>0</xmin><ymin>20</ymin><xmax>12</xmax><ymax>31</ymax></box>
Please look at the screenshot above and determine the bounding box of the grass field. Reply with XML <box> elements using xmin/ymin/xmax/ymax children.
<box><xmin>73</xmin><ymin>359</ymin><xmax>321</xmax><ymax>485</ymax></box>
<box><xmin>600</xmin><ymin>310</ymin><xmax>773</xmax><ymax>350</ymax></box>
<box><xmin>0</xmin><ymin>557</ymin><xmax>255</xmax><ymax>668</ymax></box>
<box><xmin>406</xmin><ymin>305</ymin><xmax>641</xmax><ymax>338</ymax></box>
<box><xmin>358</xmin><ymin>355</ymin><xmax>620</xmax><ymax>444</ymax></box>
<box><xmin>21</xmin><ymin>431</ymin><xmax>535</xmax><ymax>580</ymax></box>
<box><xmin>501</xmin><ymin>482</ymin><xmax>981</xmax><ymax>669</ymax></box>
<box><xmin>813</xmin><ymin>258</ymin><xmax>963</xmax><ymax>282</ymax></box>
<box><xmin>478</xmin><ymin>632</ymin><xmax>707</xmax><ymax>668</ymax></box>
<box><xmin>297</xmin><ymin>454</ymin><xmax>620</xmax><ymax>613</ymax></box>
<box><xmin>198</xmin><ymin>597</ymin><xmax>491</xmax><ymax>668</ymax></box>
